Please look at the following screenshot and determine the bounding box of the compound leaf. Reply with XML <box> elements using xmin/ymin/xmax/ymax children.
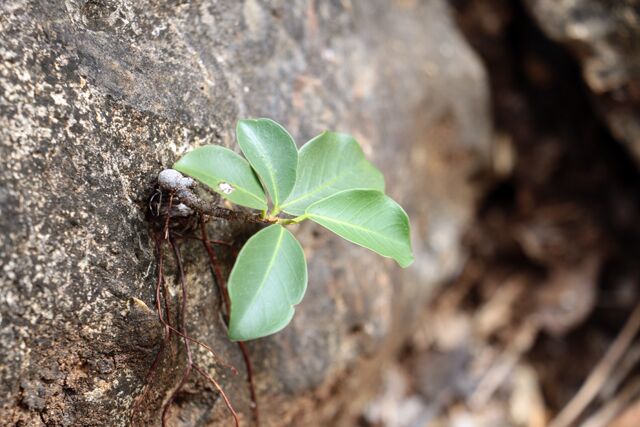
<box><xmin>173</xmin><ymin>145</ymin><xmax>267</xmax><ymax>210</ymax></box>
<box><xmin>228</xmin><ymin>224</ymin><xmax>307</xmax><ymax>341</ymax></box>
<box><xmin>281</xmin><ymin>132</ymin><xmax>385</xmax><ymax>216</ymax></box>
<box><xmin>236</xmin><ymin>118</ymin><xmax>298</xmax><ymax>208</ymax></box>
<box><xmin>306</xmin><ymin>189</ymin><xmax>414</xmax><ymax>268</ymax></box>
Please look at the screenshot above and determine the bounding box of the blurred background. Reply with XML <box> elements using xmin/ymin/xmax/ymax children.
<box><xmin>363</xmin><ymin>1</ymin><xmax>640</xmax><ymax>426</ymax></box>
<box><xmin>1</xmin><ymin>1</ymin><xmax>639</xmax><ymax>426</ymax></box>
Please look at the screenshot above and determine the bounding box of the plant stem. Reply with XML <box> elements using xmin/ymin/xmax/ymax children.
<box><xmin>208</xmin><ymin>205</ymin><xmax>275</xmax><ymax>224</ymax></box>
<box><xmin>276</xmin><ymin>214</ymin><xmax>308</xmax><ymax>225</ymax></box>
<box><xmin>158</xmin><ymin>169</ymin><xmax>274</xmax><ymax>225</ymax></box>
<box><xmin>270</xmin><ymin>206</ymin><xmax>281</xmax><ymax>216</ymax></box>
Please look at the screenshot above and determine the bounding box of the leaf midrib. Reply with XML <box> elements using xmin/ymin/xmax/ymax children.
<box><xmin>237</xmin><ymin>226</ymin><xmax>285</xmax><ymax>323</ymax></box>
<box><xmin>244</xmin><ymin>127</ymin><xmax>280</xmax><ymax>206</ymax></box>
<box><xmin>282</xmin><ymin>166</ymin><xmax>356</xmax><ymax>210</ymax></box>
<box><xmin>307</xmin><ymin>212</ymin><xmax>404</xmax><ymax>246</ymax></box>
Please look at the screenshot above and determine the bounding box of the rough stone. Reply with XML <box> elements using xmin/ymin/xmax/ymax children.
<box><xmin>0</xmin><ymin>0</ymin><xmax>491</xmax><ymax>425</ymax></box>
<box><xmin>525</xmin><ymin>0</ymin><xmax>640</xmax><ymax>164</ymax></box>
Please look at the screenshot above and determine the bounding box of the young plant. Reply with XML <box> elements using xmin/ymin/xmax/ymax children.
<box><xmin>173</xmin><ymin>118</ymin><xmax>414</xmax><ymax>341</ymax></box>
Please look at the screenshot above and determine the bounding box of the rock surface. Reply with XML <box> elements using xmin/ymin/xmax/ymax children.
<box><xmin>0</xmin><ymin>0</ymin><xmax>490</xmax><ymax>425</ymax></box>
<box><xmin>525</xmin><ymin>0</ymin><xmax>640</xmax><ymax>164</ymax></box>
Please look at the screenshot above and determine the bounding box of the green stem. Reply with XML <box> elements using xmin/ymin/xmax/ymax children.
<box><xmin>276</xmin><ymin>214</ymin><xmax>308</xmax><ymax>225</ymax></box>
<box><xmin>270</xmin><ymin>206</ymin><xmax>281</xmax><ymax>217</ymax></box>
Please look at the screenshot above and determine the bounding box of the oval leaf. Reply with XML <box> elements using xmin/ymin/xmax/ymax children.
<box><xmin>228</xmin><ymin>224</ymin><xmax>308</xmax><ymax>341</ymax></box>
<box><xmin>236</xmin><ymin>118</ymin><xmax>298</xmax><ymax>208</ymax></box>
<box><xmin>281</xmin><ymin>132</ymin><xmax>385</xmax><ymax>215</ymax></box>
<box><xmin>306</xmin><ymin>189</ymin><xmax>414</xmax><ymax>268</ymax></box>
<box><xmin>173</xmin><ymin>145</ymin><xmax>267</xmax><ymax>210</ymax></box>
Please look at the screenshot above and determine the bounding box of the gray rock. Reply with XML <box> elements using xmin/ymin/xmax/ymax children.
<box><xmin>0</xmin><ymin>0</ymin><xmax>490</xmax><ymax>425</ymax></box>
<box><xmin>526</xmin><ymin>0</ymin><xmax>640</xmax><ymax>164</ymax></box>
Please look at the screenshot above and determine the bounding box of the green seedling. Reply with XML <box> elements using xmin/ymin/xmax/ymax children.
<box><xmin>173</xmin><ymin>118</ymin><xmax>414</xmax><ymax>341</ymax></box>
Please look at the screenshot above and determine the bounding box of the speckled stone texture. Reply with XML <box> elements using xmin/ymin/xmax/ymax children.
<box><xmin>0</xmin><ymin>1</ymin><xmax>490</xmax><ymax>425</ymax></box>
<box><xmin>526</xmin><ymin>0</ymin><xmax>640</xmax><ymax>165</ymax></box>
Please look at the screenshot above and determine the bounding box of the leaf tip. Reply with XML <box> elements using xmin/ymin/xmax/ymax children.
<box><xmin>398</xmin><ymin>254</ymin><xmax>415</xmax><ymax>268</ymax></box>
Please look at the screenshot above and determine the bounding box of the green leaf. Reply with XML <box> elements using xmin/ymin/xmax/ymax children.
<box><xmin>305</xmin><ymin>189</ymin><xmax>414</xmax><ymax>268</ymax></box>
<box><xmin>280</xmin><ymin>132</ymin><xmax>385</xmax><ymax>215</ymax></box>
<box><xmin>228</xmin><ymin>224</ymin><xmax>308</xmax><ymax>341</ymax></box>
<box><xmin>173</xmin><ymin>145</ymin><xmax>268</xmax><ymax>210</ymax></box>
<box><xmin>236</xmin><ymin>118</ymin><xmax>298</xmax><ymax>209</ymax></box>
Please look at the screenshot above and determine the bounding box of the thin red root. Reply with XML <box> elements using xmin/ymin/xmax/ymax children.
<box><xmin>193</xmin><ymin>363</ymin><xmax>241</xmax><ymax>427</ymax></box>
<box><xmin>162</xmin><ymin>238</ymin><xmax>194</xmax><ymax>427</ymax></box>
<box><xmin>200</xmin><ymin>214</ymin><xmax>260</xmax><ymax>426</ymax></box>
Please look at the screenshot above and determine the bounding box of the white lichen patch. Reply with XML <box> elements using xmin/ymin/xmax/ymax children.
<box><xmin>218</xmin><ymin>182</ymin><xmax>234</xmax><ymax>194</ymax></box>
<box><xmin>84</xmin><ymin>379</ymin><xmax>114</xmax><ymax>402</ymax></box>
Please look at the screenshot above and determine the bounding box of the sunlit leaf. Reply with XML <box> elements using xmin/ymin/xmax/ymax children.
<box><xmin>173</xmin><ymin>145</ymin><xmax>267</xmax><ymax>210</ymax></box>
<box><xmin>281</xmin><ymin>132</ymin><xmax>385</xmax><ymax>215</ymax></box>
<box><xmin>228</xmin><ymin>224</ymin><xmax>308</xmax><ymax>341</ymax></box>
<box><xmin>236</xmin><ymin>118</ymin><xmax>298</xmax><ymax>208</ymax></box>
<box><xmin>306</xmin><ymin>189</ymin><xmax>414</xmax><ymax>267</ymax></box>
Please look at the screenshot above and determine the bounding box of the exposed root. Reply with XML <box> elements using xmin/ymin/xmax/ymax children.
<box><xmin>133</xmin><ymin>186</ymin><xmax>240</xmax><ymax>426</ymax></box>
<box><xmin>130</xmin><ymin>197</ymin><xmax>174</xmax><ymax>425</ymax></box>
<box><xmin>237</xmin><ymin>341</ymin><xmax>259</xmax><ymax>425</ymax></box>
<box><xmin>200</xmin><ymin>215</ymin><xmax>260</xmax><ymax>426</ymax></box>
<box><xmin>200</xmin><ymin>217</ymin><xmax>231</xmax><ymax>314</ymax></box>
<box><xmin>193</xmin><ymin>363</ymin><xmax>241</xmax><ymax>427</ymax></box>
<box><xmin>161</xmin><ymin>238</ymin><xmax>193</xmax><ymax>426</ymax></box>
